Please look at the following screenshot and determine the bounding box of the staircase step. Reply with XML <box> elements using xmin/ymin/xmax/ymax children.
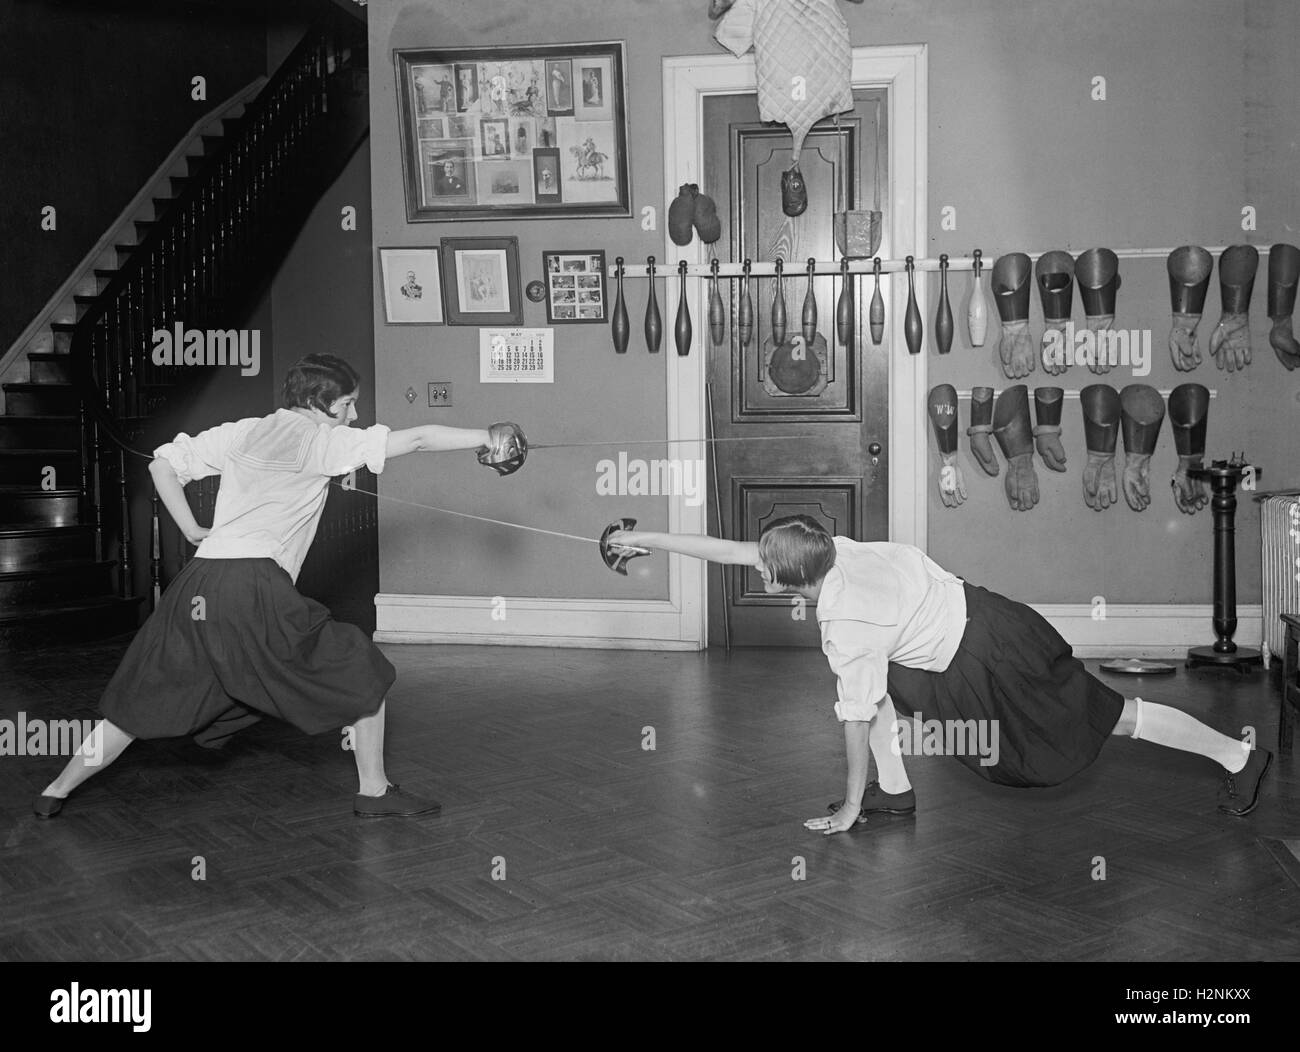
<box><xmin>0</xmin><ymin>523</ymin><xmax>97</xmax><ymax>570</ymax></box>
<box><xmin>0</xmin><ymin>595</ymin><xmax>143</xmax><ymax>648</ymax></box>
<box><xmin>0</xmin><ymin>486</ymin><xmax>80</xmax><ymax>527</ymax></box>
<box><xmin>0</xmin><ymin>558</ymin><xmax>116</xmax><ymax>605</ymax></box>
<box><xmin>0</xmin><ymin>415</ymin><xmax>79</xmax><ymax>450</ymax></box>
<box><xmin>0</xmin><ymin>449</ymin><xmax>80</xmax><ymax>485</ymax></box>
<box><xmin>2</xmin><ymin>383</ymin><xmax>78</xmax><ymax>416</ymax></box>
<box><xmin>26</xmin><ymin>354</ymin><xmax>73</xmax><ymax>384</ymax></box>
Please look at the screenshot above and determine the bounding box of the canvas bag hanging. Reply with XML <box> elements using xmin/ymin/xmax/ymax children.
<box><xmin>715</xmin><ymin>0</ymin><xmax>855</xmax><ymax>212</ymax></box>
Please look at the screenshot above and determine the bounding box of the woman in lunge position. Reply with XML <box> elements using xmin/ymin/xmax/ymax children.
<box><xmin>607</xmin><ymin>516</ymin><xmax>1271</xmax><ymax>833</ymax></box>
<box><xmin>35</xmin><ymin>354</ymin><xmax>528</xmax><ymax>820</ymax></box>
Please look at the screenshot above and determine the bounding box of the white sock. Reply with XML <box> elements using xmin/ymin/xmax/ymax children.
<box><xmin>870</xmin><ymin>696</ymin><xmax>912</xmax><ymax>793</ymax></box>
<box><xmin>1130</xmin><ymin>697</ymin><xmax>1249</xmax><ymax>773</ymax></box>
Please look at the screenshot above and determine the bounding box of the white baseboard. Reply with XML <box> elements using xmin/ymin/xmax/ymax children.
<box><xmin>374</xmin><ymin>593</ymin><xmax>702</xmax><ymax>651</ymax></box>
<box><xmin>1033</xmin><ymin>603</ymin><xmax>1264</xmax><ymax>659</ymax></box>
<box><xmin>375</xmin><ymin>594</ymin><xmax>1265</xmax><ymax>660</ymax></box>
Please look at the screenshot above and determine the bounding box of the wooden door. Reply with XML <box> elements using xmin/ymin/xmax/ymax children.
<box><xmin>703</xmin><ymin>90</ymin><xmax>889</xmax><ymax>647</ymax></box>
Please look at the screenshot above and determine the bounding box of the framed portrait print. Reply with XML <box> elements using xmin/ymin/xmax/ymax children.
<box><xmin>441</xmin><ymin>237</ymin><xmax>523</xmax><ymax>326</ymax></box>
<box><xmin>542</xmin><ymin>250</ymin><xmax>606</xmax><ymax>324</ymax></box>
<box><xmin>379</xmin><ymin>247</ymin><xmax>444</xmax><ymax>324</ymax></box>
<box><xmin>395</xmin><ymin>42</ymin><xmax>629</xmax><ymax>221</ymax></box>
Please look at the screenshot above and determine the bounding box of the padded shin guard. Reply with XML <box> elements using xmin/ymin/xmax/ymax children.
<box><xmin>1032</xmin><ymin>386</ymin><xmax>1067</xmax><ymax>472</ymax></box>
<box><xmin>992</xmin><ymin>384</ymin><xmax>1039</xmax><ymax>511</ymax></box>
<box><xmin>1119</xmin><ymin>384</ymin><xmax>1166</xmax><ymax>512</ymax></box>
<box><xmin>967</xmin><ymin>386</ymin><xmax>999</xmax><ymax>477</ymax></box>
<box><xmin>1080</xmin><ymin>384</ymin><xmax>1121</xmax><ymax>511</ymax></box>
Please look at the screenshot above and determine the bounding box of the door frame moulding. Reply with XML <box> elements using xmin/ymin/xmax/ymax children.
<box><xmin>662</xmin><ymin>45</ymin><xmax>929</xmax><ymax>647</ymax></box>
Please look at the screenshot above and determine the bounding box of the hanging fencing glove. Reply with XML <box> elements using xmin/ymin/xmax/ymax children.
<box><xmin>1077</xmin><ymin>248</ymin><xmax>1121</xmax><ymax>375</ymax></box>
<box><xmin>1119</xmin><ymin>384</ymin><xmax>1165</xmax><ymax>512</ymax></box>
<box><xmin>992</xmin><ymin>384</ymin><xmax>1039</xmax><ymax>511</ymax></box>
<box><xmin>928</xmin><ymin>384</ymin><xmax>966</xmax><ymax>507</ymax></box>
<box><xmin>1267</xmin><ymin>243</ymin><xmax>1300</xmax><ymax>371</ymax></box>
<box><xmin>477</xmin><ymin>421</ymin><xmax>528</xmax><ymax>476</ymax></box>
<box><xmin>1080</xmin><ymin>384</ymin><xmax>1121</xmax><ymax>511</ymax></box>
<box><xmin>1167</xmin><ymin>245</ymin><xmax>1212</xmax><ymax>372</ymax></box>
<box><xmin>966</xmin><ymin>386</ymin><xmax>999</xmax><ymax>477</ymax></box>
<box><xmin>1210</xmin><ymin>244</ymin><xmax>1258</xmax><ymax>373</ymax></box>
<box><xmin>1036</xmin><ymin>251</ymin><xmax>1075</xmax><ymax>376</ymax></box>
<box><xmin>1032</xmin><ymin>387</ymin><xmax>1067</xmax><ymax>472</ymax></box>
<box><xmin>1168</xmin><ymin>382</ymin><xmax>1210</xmax><ymax>514</ymax></box>
<box><xmin>992</xmin><ymin>253</ymin><xmax>1035</xmax><ymax>379</ymax></box>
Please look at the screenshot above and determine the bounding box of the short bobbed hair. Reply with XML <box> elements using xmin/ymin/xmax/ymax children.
<box><xmin>757</xmin><ymin>515</ymin><xmax>837</xmax><ymax>587</ymax></box>
<box><xmin>282</xmin><ymin>354</ymin><xmax>360</xmax><ymax>418</ymax></box>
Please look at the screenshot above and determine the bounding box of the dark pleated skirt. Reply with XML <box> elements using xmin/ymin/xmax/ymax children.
<box><xmin>885</xmin><ymin>581</ymin><xmax>1124</xmax><ymax>788</ymax></box>
<box><xmin>99</xmin><ymin>557</ymin><xmax>394</xmax><ymax>741</ymax></box>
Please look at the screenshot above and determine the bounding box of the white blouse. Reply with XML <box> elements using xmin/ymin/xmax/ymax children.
<box><xmin>816</xmin><ymin>538</ymin><xmax>968</xmax><ymax>723</ymax></box>
<box><xmin>153</xmin><ymin>408</ymin><xmax>390</xmax><ymax>582</ymax></box>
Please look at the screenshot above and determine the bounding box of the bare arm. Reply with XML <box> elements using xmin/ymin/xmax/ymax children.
<box><xmin>842</xmin><ymin>719</ymin><xmax>872</xmax><ymax>810</ymax></box>
<box><xmin>613</xmin><ymin>530</ymin><xmax>760</xmax><ymax>567</ymax></box>
<box><xmin>149</xmin><ymin>459</ymin><xmax>207</xmax><ymax>544</ymax></box>
<box><xmin>386</xmin><ymin>425</ymin><xmax>492</xmax><ymax>459</ymax></box>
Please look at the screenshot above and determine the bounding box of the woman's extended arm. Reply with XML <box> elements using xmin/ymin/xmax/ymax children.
<box><xmin>148</xmin><ymin>459</ymin><xmax>207</xmax><ymax>544</ymax></box>
<box><xmin>386</xmin><ymin>425</ymin><xmax>492</xmax><ymax>458</ymax></box>
<box><xmin>612</xmin><ymin>530</ymin><xmax>760</xmax><ymax>567</ymax></box>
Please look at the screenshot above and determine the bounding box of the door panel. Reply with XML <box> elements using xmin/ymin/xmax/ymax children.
<box><xmin>703</xmin><ymin>90</ymin><xmax>888</xmax><ymax>647</ymax></box>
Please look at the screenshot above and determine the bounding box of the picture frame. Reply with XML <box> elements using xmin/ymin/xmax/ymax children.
<box><xmin>441</xmin><ymin>236</ymin><xmax>523</xmax><ymax>326</ymax></box>
<box><xmin>395</xmin><ymin>42</ymin><xmax>630</xmax><ymax>221</ymax></box>
<box><xmin>542</xmin><ymin>249</ymin><xmax>606</xmax><ymax>324</ymax></box>
<box><xmin>378</xmin><ymin>247</ymin><xmax>444</xmax><ymax>325</ymax></box>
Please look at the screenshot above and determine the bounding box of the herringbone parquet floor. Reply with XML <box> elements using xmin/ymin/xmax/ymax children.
<box><xmin>1</xmin><ymin>638</ymin><xmax>1297</xmax><ymax>961</ymax></box>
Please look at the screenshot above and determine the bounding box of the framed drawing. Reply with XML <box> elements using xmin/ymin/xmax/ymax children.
<box><xmin>441</xmin><ymin>237</ymin><xmax>523</xmax><ymax>326</ymax></box>
<box><xmin>378</xmin><ymin>247</ymin><xmax>444</xmax><ymax>325</ymax></box>
<box><xmin>542</xmin><ymin>249</ymin><xmax>606</xmax><ymax>324</ymax></box>
<box><xmin>395</xmin><ymin>42</ymin><xmax>630</xmax><ymax>221</ymax></box>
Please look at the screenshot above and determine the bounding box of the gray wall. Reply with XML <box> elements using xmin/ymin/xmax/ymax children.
<box><xmin>368</xmin><ymin>0</ymin><xmax>1300</xmax><ymax>607</ymax></box>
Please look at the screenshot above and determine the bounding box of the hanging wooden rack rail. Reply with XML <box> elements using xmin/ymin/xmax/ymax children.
<box><xmin>607</xmin><ymin>244</ymin><xmax>1280</xmax><ymax>280</ymax></box>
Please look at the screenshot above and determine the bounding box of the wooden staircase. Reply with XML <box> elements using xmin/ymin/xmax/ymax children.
<box><xmin>0</xmin><ymin>4</ymin><xmax>370</xmax><ymax>649</ymax></box>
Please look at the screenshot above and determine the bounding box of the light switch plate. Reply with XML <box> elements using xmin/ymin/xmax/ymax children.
<box><xmin>427</xmin><ymin>382</ymin><xmax>453</xmax><ymax>406</ymax></box>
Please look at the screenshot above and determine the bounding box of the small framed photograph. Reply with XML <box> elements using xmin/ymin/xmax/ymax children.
<box><xmin>412</xmin><ymin>64</ymin><xmax>455</xmax><ymax>115</ymax></box>
<box><xmin>379</xmin><ymin>247</ymin><xmax>444</xmax><ymax>325</ymax></box>
<box><xmin>545</xmin><ymin>58</ymin><xmax>574</xmax><ymax>116</ymax></box>
<box><xmin>477</xmin><ymin>160</ymin><xmax>534</xmax><ymax>207</ymax></box>
<box><xmin>453</xmin><ymin>63</ymin><xmax>481</xmax><ymax>111</ymax></box>
<box><xmin>419</xmin><ymin>138</ymin><xmax>476</xmax><ymax>205</ymax></box>
<box><xmin>442</xmin><ymin>236</ymin><xmax>523</xmax><ymax>326</ymax></box>
<box><xmin>573</xmin><ymin>56</ymin><xmax>613</xmax><ymax>122</ymax></box>
<box><xmin>479</xmin><ymin>116</ymin><xmax>510</xmax><ymax>159</ymax></box>
<box><xmin>541</xmin><ymin>249</ymin><xmax>605</xmax><ymax>324</ymax></box>
<box><xmin>533</xmin><ymin>147</ymin><xmax>562</xmax><ymax>201</ymax></box>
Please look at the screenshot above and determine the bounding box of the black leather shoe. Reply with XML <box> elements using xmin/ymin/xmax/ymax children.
<box><xmin>828</xmin><ymin>781</ymin><xmax>917</xmax><ymax>824</ymax></box>
<box><xmin>1217</xmin><ymin>748</ymin><xmax>1272</xmax><ymax>816</ymax></box>
<box><xmin>34</xmin><ymin>794</ymin><xmax>65</xmax><ymax>818</ymax></box>
<box><xmin>354</xmin><ymin>784</ymin><xmax>442</xmax><ymax>818</ymax></box>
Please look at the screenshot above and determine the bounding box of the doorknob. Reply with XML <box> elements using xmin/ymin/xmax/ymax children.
<box><xmin>868</xmin><ymin>442</ymin><xmax>882</xmax><ymax>461</ymax></box>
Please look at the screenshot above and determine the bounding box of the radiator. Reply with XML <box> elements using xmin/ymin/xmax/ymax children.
<box><xmin>1260</xmin><ymin>493</ymin><xmax>1300</xmax><ymax>669</ymax></box>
